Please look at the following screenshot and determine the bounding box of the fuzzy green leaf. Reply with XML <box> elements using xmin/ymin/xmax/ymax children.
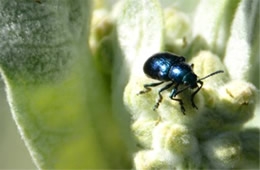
<box><xmin>224</xmin><ymin>0</ymin><xmax>259</xmax><ymax>86</ymax></box>
<box><xmin>117</xmin><ymin>0</ymin><xmax>164</xmax><ymax>68</ymax></box>
<box><xmin>114</xmin><ymin>0</ymin><xmax>164</xmax><ymax>153</ymax></box>
<box><xmin>0</xmin><ymin>0</ymin><xmax>129</xmax><ymax>168</ymax></box>
<box><xmin>193</xmin><ymin>0</ymin><xmax>241</xmax><ymax>56</ymax></box>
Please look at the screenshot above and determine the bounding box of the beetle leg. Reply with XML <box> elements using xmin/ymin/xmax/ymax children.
<box><xmin>171</xmin><ymin>98</ymin><xmax>185</xmax><ymax>115</ymax></box>
<box><xmin>191</xmin><ymin>63</ymin><xmax>194</xmax><ymax>69</ymax></box>
<box><xmin>137</xmin><ymin>81</ymin><xmax>164</xmax><ymax>95</ymax></box>
<box><xmin>171</xmin><ymin>84</ymin><xmax>189</xmax><ymax>97</ymax></box>
<box><xmin>153</xmin><ymin>82</ymin><xmax>174</xmax><ymax>110</ymax></box>
<box><xmin>169</xmin><ymin>84</ymin><xmax>185</xmax><ymax>115</ymax></box>
<box><xmin>191</xmin><ymin>80</ymin><xmax>203</xmax><ymax>109</ymax></box>
<box><xmin>169</xmin><ymin>84</ymin><xmax>179</xmax><ymax>98</ymax></box>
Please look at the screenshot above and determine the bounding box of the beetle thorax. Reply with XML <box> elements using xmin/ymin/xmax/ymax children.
<box><xmin>168</xmin><ymin>63</ymin><xmax>194</xmax><ymax>84</ymax></box>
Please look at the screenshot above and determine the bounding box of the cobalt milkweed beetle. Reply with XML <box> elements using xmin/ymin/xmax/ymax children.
<box><xmin>137</xmin><ymin>52</ymin><xmax>224</xmax><ymax>115</ymax></box>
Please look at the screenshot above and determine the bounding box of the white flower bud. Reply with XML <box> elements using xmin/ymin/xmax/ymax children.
<box><xmin>134</xmin><ymin>149</ymin><xmax>182</xmax><ymax>170</ymax></box>
<box><xmin>217</xmin><ymin>80</ymin><xmax>257</xmax><ymax>123</ymax></box>
<box><xmin>204</xmin><ymin>132</ymin><xmax>241</xmax><ymax>168</ymax></box>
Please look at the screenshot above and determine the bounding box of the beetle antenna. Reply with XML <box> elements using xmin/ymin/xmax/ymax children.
<box><xmin>197</xmin><ymin>70</ymin><xmax>224</xmax><ymax>82</ymax></box>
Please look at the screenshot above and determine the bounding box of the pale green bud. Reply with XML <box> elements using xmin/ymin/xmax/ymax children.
<box><xmin>89</xmin><ymin>9</ymin><xmax>114</xmax><ymax>44</ymax></box>
<box><xmin>204</xmin><ymin>132</ymin><xmax>241</xmax><ymax>169</ymax></box>
<box><xmin>239</xmin><ymin>128</ymin><xmax>260</xmax><ymax>168</ymax></box>
<box><xmin>152</xmin><ymin>123</ymin><xmax>199</xmax><ymax>157</ymax></box>
<box><xmin>163</xmin><ymin>7</ymin><xmax>191</xmax><ymax>53</ymax></box>
<box><xmin>190</xmin><ymin>51</ymin><xmax>228</xmax><ymax>108</ymax></box>
<box><xmin>132</xmin><ymin>117</ymin><xmax>158</xmax><ymax>147</ymax></box>
<box><xmin>217</xmin><ymin>80</ymin><xmax>257</xmax><ymax>123</ymax></box>
<box><xmin>134</xmin><ymin>149</ymin><xmax>182</xmax><ymax>170</ymax></box>
<box><xmin>191</xmin><ymin>51</ymin><xmax>228</xmax><ymax>89</ymax></box>
<box><xmin>89</xmin><ymin>9</ymin><xmax>114</xmax><ymax>75</ymax></box>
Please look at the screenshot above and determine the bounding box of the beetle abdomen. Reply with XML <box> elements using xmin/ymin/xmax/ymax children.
<box><xmin>143</xmin><ymin>52</ymin><xmax>185</xmax><ymax>81</ymax></box>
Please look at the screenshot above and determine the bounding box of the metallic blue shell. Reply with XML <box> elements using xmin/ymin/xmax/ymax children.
<box><xmin>143</xmin><ymin>52</ymin><xmax>185</xmax><ymax>81</ymax></box>
<box><xmin>168</xmin><ymin>63</ymin><xmax>193</xmax><ymax>83</ymax></box>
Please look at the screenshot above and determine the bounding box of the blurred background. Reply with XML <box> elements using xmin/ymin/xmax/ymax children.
<box><xmin>0</xmin><ymin>78</ymin><xmax>36</xmax><ymax>169</ymax></box>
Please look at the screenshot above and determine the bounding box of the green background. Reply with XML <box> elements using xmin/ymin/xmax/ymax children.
<box><xmin>0</xmin><ymin>80</ymin><xmax>36</xmax><ymax>168</ymax></box>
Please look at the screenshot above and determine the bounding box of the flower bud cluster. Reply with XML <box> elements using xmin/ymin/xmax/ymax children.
<box><xmin>124</xmin><ymin>51</ymin><xmax>257</xmax><ymax>169</ymax></box>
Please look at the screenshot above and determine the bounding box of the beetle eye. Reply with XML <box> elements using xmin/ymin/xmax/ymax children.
<box><xmin>191</xmin><ymin>83</ymin><xmax>198</xmax><ymax>88</ymax></box>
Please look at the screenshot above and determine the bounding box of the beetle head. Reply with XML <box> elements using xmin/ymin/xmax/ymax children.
<box><xmin>183</xmin><ymin>72</ymin><xmax>198</xmax><ymax>89</ymax></box>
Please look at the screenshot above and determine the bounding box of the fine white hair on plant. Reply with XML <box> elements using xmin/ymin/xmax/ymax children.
<box><xmin>119</xmin><ymin>0</ymin><xmax>259</xmax><ymax>169</ymax></box>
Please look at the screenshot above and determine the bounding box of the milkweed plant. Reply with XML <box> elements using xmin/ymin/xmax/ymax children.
<box><xmin>0</xmin><ymin>0</ymin><xmax>259</xmax><ymax>169</ymax></box>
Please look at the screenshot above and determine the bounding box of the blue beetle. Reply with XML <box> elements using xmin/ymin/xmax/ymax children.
<box><xmin>138</xmin><ymin>52</ymin><xmax>224</xmax><ymax>115</ymax></box>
